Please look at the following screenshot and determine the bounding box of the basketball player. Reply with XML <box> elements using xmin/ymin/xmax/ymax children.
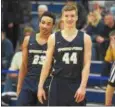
<box><xmin>38</xmin><ymin>5</ymin><xmax>92</xmax><ymax>106</ymax></box>
<box><xmin>105</xmin><ymin>62</ymin><xmax>115</xmax><ymax>106</ymax></box>
<box><xmin>16</xmin><ymin>12</ymin><xmax>56</xmax><ymax>106</ymax></box>
<box><xmin>105</xmin><ymin>30</ymin><xmax>115</xmax><ymax>106</ymax></box>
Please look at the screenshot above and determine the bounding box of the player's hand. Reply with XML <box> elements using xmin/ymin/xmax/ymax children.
<box><xmin>37</xmin><ymin>87</ymin><xmax>46</xmax><ymax>104</ymax></box>
<box><xmin>74</xmin><ymin>86</ymin><xmax>86</xmax><ymax>103</ymax></box>
<box><xmin>17</xmin><ymin>86</ymin><xmax>21</xmax><ymax>97</ymax></box>
<box><xmin>8</xmin><ymin>23</ymin><xmax>14</xmax><ymax>28</ymax></box>
<box><xmin>110</xmin><ymin>37</ymin><xmax>115</xmax><ymax>49</ymax></box>
<box><xmin>96</xmin><ymin>36</ymin><xmax>104</xmax><ymax>43</ymax></box>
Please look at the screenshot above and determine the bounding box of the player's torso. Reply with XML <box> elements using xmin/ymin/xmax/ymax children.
<box><xmin>27</xmin><ymin>34</ymin><xmax>47</xmax><ymax>77</ymax></box>
<box><xmin>53</xmin><ymin>31</ymin><xmax>84</xmax><ymax>79</ymax></box>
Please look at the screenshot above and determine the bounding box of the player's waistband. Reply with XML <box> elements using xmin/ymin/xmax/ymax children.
<box><xmin>53</xmin><ymin>75</ymin><xmax>81</xmax><ymax>83</ymax></box>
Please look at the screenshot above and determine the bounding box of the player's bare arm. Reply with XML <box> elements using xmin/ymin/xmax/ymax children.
<box><xmin>37</xmin><ymin>33</ymin><xmax>55</xmax><ymax>104</ymax></box>
<box><xmin>80</xmin><ymin>34</ymin><xmax>92</xmax><ymax>89</ymax></box>
<box><xmin>74</xmin><ymin>33</ymin><xmax>92</xmax><ymax>103</ymax></box>
<box><xmin>17</xmin><ymin>36</ymin><xmax>30</xmax><ymax>96</ymax></box>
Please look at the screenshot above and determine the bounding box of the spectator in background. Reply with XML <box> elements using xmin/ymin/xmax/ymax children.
<box><xmin>80</xmin><ymin>0</ymin><xmax>89</xmax><ymax>14</ymax></box>
<box><xmin>86</xmin><ymin>11</ymin><xmax>104</xmax><ymax>42</ymax></box>
<box><xmin>17</xmin><ymin>0</ymin><xmax>32</xmax><ymax>45</ymax></box>
<box><xmin>110</xmin><ymin>4</ymin><xmax>115</xmax><ymax>20</ymax></box>
<box><xmin>16</xmin><ymin>26</ymin><xmax>34</xmax><ymax>52</ymax></box>
<box><xmin>105</xmin><ymin>30</ymin><xmax>115</xmax><ymax>106</ymax></box>
<box><xmin>3</xmin><ymin>39</ymin><xmax>23</xmax><ymax>92</ymax></box>
<box><xmin>85</xmin><ymin>11</ymin><xmax>105</xmax><ymax>60</ymax></box>
<box><xmin>31</xmin><ymin>4</ymin><xmax>48</xmax><ymax>33</ymax></box>
<box><xmin>3</xmin><ymin>26</ymin><xmax>34</xmax><ymax>92</ymax></box>
<box><xmin>2</xmin><ymin>0</ymin><xmax>25</xmax><ymax>50</ymax></box>
<box><xmin>23</xmin><ymin>26</ymin><xmax>34</xmax><ymax>37</ymax></box>
<box><xmin>93</xmin><ymin>2</ymin><xmax>107</xmax><ymax>18</ymax></box>
<box><xmin>95</xmin><ymin>13</ymin><xmax>115</xmax><ymax>60</ymax></box>
<box><xmin>54</xmin><ymin>19</ymin><xmax>64</xmax><ymax>32</ymax></box>
<box><xmin>19</xmin><ymin>0</ymin><xmax>32</xmax><ymax>25</ymax></box>
<box><xmin>2</xmin><ymin>29</ymin><xmax>14</xmax><ymax>81</ymax></box>
<box><xmin>101</xmin><ymin>30</ymin><xmax>115</xmax><ymax>77</ymax></box>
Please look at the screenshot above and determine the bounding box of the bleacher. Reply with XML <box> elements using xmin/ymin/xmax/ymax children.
<box><xmin>31</xmin><ymin>0</ymin><xmax>80</xmax><ymax>15</ymax></box>
<box><xmin>87</xmin><ymin>61</ymin><xmax>115</xmax><ymax>105</ymax></box>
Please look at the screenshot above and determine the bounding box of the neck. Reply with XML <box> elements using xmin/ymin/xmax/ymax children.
<box><xmin>39</xmin><ymin>32</ymin><xmax>50</xmax><ymax>40</ymax></box>
<box><xmin>63</xmin><ymin>27</ymin><xmax>77</xmax><ymax>36</ymax></box>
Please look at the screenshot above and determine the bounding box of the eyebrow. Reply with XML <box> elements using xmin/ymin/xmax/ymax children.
<box><xmin>42</xmin><ymin>20</ymin><xmax>52</xmax><ymax>23</ymax></box>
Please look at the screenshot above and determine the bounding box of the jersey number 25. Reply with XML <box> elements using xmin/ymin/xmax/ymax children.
<box><xmin>32</xmin><ymin>55</ymin><xmax>45</xmax><ymax>65</ymax></box>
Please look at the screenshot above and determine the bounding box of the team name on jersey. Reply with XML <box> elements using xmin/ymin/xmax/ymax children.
<box><xmin>58</xmin><ymin>47</ymin><xmax>83</xmax><ymax>52</ymax></box>
<box><xmin>29</xmin><ymin>49</ymin><xmax>46</xmax><ymax>54</ymax></box>
<box><xmin>29</xmin><ymin>49</ymin><xmax>46</xmax><ymax>65</ymax></box>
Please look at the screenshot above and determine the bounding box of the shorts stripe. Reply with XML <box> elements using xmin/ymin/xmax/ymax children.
<box><xmin>109</xmin><ymin>61</ymin><xmax>115</xmax><ymax>83</ymax></box>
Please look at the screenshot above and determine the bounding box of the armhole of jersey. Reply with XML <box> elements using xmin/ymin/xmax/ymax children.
<box><xmin>83</xmin><ymin>32</ymin><xmax>85</xmax><ymax>51</ymax></box>
<box><xmin>27</xmin><ymin>35</ymin><xmax>34</xmax><ymax>50</ymax></box>
<box><xmin>54</xmin><ymin>31</ymin><xmax>61</xmax><ymax>46</ymax></box>
<box><xmin>54</xmin><ymin>32</ymin><xmax>57</xmax><ymax>47</ymax></box>
<box><xmin>79</xmin><ymin>31</ymin><xmax>85</xmax><ymax>51</ymax></box>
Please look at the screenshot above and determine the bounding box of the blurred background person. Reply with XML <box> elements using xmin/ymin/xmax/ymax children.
<box><xmin>3</xmin><ymin>26</ymin><xmax>34</xmax><ymax>93</ymax></box>
<box><xmin>2</xmin><ymin>0</ymin><xmax>32</xmax><ymax>50</ymax></box>
<box><xmin>110</xmin><ymin>4</ymin><xmax>115</xmax><ymax>20</ymax></box>
<box><xmin>95</xmin><ymin>13</ymin><xmax>115</xmax><ymax>60</ymax></box>
<box><xmin>16</xmin><ymin>26</ymin><xmax>34</xmax><ymax>52</ymax></box>
<box><xmin>93</xmin><ymin>2</ymin><xmax>107</xmax><ymax>18</ymax></box>
<box><xmin>31</xmin><ymin>4</ymin><xmax>48</xmax><ymax>33</ymax></box>
<box><xmin>1</xmin><ymin>38</ymin><xmax>23</xmax><ymax>106</ymax></box>
<box><xmin>3</xmin><ymin>39</ymin><xmax>23</xmax><ymax>93</ymax></box>
<box><xmin>105</xmin><ymin>30</ymin><xmax>115</xmax><ymax>106</ymax></box>
<box><xmin>2</xmin><ymin>0</ymin><xmax>24</xmax><ymax>50</ymax></box>
<box><xmin>54</xmin><ymin>19</ymin><xmax>64</xmax><ymax>32</ymax></box>
<box><xmin>85</xmin><ymin>11</ymin><xmax>105</xmax><ymax>60</ymax></box>
<box><xmin>2</xmin><ymin>29</ymin><xmax>14</xmax><ymax>81</ymax></box>
<box><xmin>1</xmin><ymin>26</ymin><xmax>34</xmax><ymax>105</ymax></box>
<box><xmin>23</xmin><ymin>26</ymin><xmax>34</xmax><ymax>37</ymax></box>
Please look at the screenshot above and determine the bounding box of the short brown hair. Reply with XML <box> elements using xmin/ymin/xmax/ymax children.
<box><xmin>23</xmin><ymin>26</ymin><xmax>34</xmax><ymax>34</ymax></box>
<box><xmin>62</xmin><ymin>4</ymin><xmax>78</xmax><ymax>15</ymax></box>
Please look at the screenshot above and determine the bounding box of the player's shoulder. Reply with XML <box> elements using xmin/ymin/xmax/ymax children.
<box><xmin>23</xmin><ymin>36</ymin><xmax>31</xmax><ymax>47</ymax></box>
<box><xmin>82</xmin><ymin>32</ymin><xmax>92</xmax><ymax>45</ymax></box>
<box><xmin>83</xmin><ymin>31</ymin><xmax>91</xmax><ymax>41</ymax></box>
<box><xmin>48</xmin><ymin>32</ymin><xmax>56</xmax><ymax>41</ymax></box>
<box><xmin>24</xmin><ymin>36</ymin><xmax>30</xmax><ymax>42</ymax></box>
<box><xmin>48</xmin><ymin>32</ymin><xmax>60</xmax><ymax>46</ymax></box>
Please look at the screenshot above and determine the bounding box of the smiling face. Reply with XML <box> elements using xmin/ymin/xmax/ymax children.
<box><xmin>62</xmin><ymin>10</ymin><xmax>78</xmax><ymax>28</ymax></box>
<box><xmin>39</xmin><ymin>16</ymin><xmax>54</xmax><ymax>36</ymax></box>
<box><xmin>62</xmin><ymin>5</ymin><xmax>78</xmax><ymax>29</ymax></box>
<box><xmin>88</xmin><ymin>12</ymin><xmax>96</xmax><ymax>22</ymax></box>
<box><xmin>104</xmin><ymin>14</ymin><xmax>114</xmax><ymax>26</ymax></box>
